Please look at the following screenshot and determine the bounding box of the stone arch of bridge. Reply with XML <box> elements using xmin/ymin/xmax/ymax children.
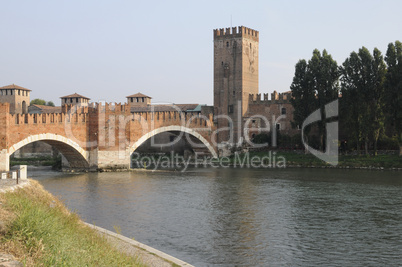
<box><xmin>130</xmin><ymin>125</ymin><xmax>218</xmax><ymax>158</ymax></box>
<box><xmin>8</xmin><ymin>133</ymin><xmax>89</xmax><ymax>169</ymax></box>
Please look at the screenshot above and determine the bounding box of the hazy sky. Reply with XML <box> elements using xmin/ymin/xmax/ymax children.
<box><xmin>1</xmin><ymin>0</ymin><xmax>401</xmax><ymax>105</ymax></box>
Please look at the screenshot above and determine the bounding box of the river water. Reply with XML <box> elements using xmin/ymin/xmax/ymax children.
<box><xmin>31</xmin><ymin>168</ymin><xmax>402</xmax><ymax>266</ymax></box>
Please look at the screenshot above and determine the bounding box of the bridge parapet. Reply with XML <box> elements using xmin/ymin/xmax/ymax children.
<box><xmin>10</xmin><ymin>113</ymin><xmax>91</xmax><ymax>125</ymax></box>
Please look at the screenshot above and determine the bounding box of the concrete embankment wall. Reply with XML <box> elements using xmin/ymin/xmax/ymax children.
<box><xmin>84</xmin><ymin>223</ymin><xmax>194</xmax><ymax>267</ymax></box>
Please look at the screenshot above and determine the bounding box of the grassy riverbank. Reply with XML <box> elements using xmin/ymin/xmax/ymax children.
<box><xmin>232</xmin><ymin>151</ymin><xmax>402</xmax><ymax>169</ymax></box>
<box><xmin>0</xmin><ymin>180</ymin><xmax>144</xmax><ymax>266</ymax></box>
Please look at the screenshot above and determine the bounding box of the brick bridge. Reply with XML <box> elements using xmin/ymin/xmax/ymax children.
<box><xmin>0</xmin><ymin>103</ymin><xmax>218</xmax><ymax>171</ymax></box>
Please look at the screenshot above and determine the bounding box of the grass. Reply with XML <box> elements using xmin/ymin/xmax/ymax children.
<box><xmin>0</xmin><ymin>180</ymin><xmax>145</xmax><ymax>266</ymax></box>
<box><xmin>231</xmin><ymin>151</ymin><xmax>402</xmax><ymax>168</ymax></box>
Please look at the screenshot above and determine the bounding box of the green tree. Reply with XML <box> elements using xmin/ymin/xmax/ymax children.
<box><xmin>384</xmin><ymin>41</ymin><xmax>402</xmax><ymax>155</ymax></box>
<box><xmin>290</xmin><ymin>49</ymin><xmax>339</xmax><ymax>151</ymax></box>
<box><xmin>340</xmin><ymin>47</ymin><xmax>386</xmax><ymax>155</ymax></box>
<box><xmin>290</xmin><ymin>59</ymin><xmax>316</xmax><ymax>134</ymax></box>
<box><xmin>30</xmin><ymin>99</ymin><xmax>55</xmax><ymax>106</ymax></box>
<box><xmin>308</xmin><ymin>49</ymin><xmax>340</xmax><ymax>150</ymax></box>
<box><xmin>339</xmin><ymin>51</ymin><xmax>361</xmax><ymax>152</ymax></box>
<box><xmin>30</xmin><ymin>98</ymin><xmax>46</xmax><ymax>105</ymax></box>
<box><xmin>46</xmin><ymin>101</ymin><xmax>55</xmax><ymax>107</ymax></box>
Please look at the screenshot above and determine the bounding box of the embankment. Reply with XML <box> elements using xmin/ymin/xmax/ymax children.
<box><xmin>0</xmin><ymin>179</ymin><xmax>192</xmax><ymax>266</ymax></box>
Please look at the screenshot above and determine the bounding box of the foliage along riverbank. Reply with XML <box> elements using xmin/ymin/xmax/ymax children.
<box><xmin>10</xmin><ymin>155</ymin><xmax>62</xmax><ymax>170</ymax></box>
<box><xmin>0</xmin><ymin>180</ymin><xmax>145</xmax><ymax>266</ymax></box>
<box><xmin>231</xmin><ymin>151</ymin><xmax>402</xmax><ymax>169</ymax></box>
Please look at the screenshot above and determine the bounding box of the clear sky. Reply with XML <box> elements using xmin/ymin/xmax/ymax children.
<box><xmin>1</xmin><ymin>0</ymin><xmax>401</xmax><ymax>106</ymax></box>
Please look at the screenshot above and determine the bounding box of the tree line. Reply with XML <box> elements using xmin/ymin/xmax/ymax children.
<box><xmin>290</xmin><ymin>41</ymin><xmax>401</xmax><ymax>155</ymax></box>
<box><xmin>30</xmin><ymin>98</ymin><xmax>55</xmax><ymax>107</ymax></box>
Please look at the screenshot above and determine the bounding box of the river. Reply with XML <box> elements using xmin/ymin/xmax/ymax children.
<box><xmin>31</xmin><ymin>167</ymin><xmax>402</xmax><ymax>266</ymax></box>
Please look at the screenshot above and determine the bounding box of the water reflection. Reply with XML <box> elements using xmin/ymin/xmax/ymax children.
<box><xmin>31</xmin><ymin>168</ymin><xmax>402</xmax><ymax>266</ymax></box>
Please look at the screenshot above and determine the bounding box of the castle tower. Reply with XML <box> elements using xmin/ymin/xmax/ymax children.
<box><xmin>126</xmin><ymin>93</ymin><xmax>152</xmax><ymax>107</ymax></box>
<box><xmin>60</xmin><ymin>93</ymin><xmax>90</xmax><ymax>106</ymax></box>
<box><xmin>0</xmin><ymin>84</ymin><xmax>31</xmax><ymax>114</ymax></box>
<box><xmin>213</xmin><ymin>26</ymin><xmax>259</xmax><ymax>144</ymax></box>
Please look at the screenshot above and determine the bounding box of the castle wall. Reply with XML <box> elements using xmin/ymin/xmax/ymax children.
<box><xmin>0</xmin><ymin>104</ymin><xmax>10</xmax><ymax>171</ymax></box>
<box><xmin>246</xmin><ymin>93</ymin><xmax>299</xmax><ymax>138</ymax></box>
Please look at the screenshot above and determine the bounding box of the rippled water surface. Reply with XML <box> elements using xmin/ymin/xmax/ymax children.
<box><xmin>32</xmin><ymin>168</ymin><xmax>402</xmax><ymax>266</ymax></box>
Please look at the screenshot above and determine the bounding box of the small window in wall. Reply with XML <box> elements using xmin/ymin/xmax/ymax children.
<box><xmin>276</xmin><ymin>123</ymin><xmax>281</xmax><ymax>130</ymax></box>
<box><xmin>76</xmin><ymin>97</ymin><xmax>79</xmax><ymax>102</ymax></box>
<box><xmin>226</xmin><ymin>41</ymin><xmax>229</xmax><ymax>47</ymax></box>
<box><xmin>22</xmin><ymin>101</ymin><xmax>27</xmax><ymax>114</ymax></box>
<box><xmin>141</xmin><ymin>97</ymin><xmax>144</xmax><ymax>102</ymax></box>
<box><xmin>281</xmin><ymin>107</ymin><xmax>286</xmax><ymax>115</ymax></box>
<box><xmin>228</xmin><ymin>105</ymin><xmax>234</xmax><ymax>114</ymax></box>
<box><xmin>250</xmin><ymin>43</ymin><xmax>252</xmax><ymax>49</ymax></box>
<box><xmin>18</xmin><ymin>90</ymin><xmax>20</xmax><ymax>95</ymax></box>
<box><xmin>70</xmin><ymin>98</ymin><xmax>73</xmax><ymax>103</ymax></box>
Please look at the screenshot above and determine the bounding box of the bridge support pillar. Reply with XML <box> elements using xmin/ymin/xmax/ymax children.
<box><xmin>0</xmin><ymin>149</ymin><xmax>9</xmax><ymax>172</ymax></box>
<box><xmin>97</xmin><ymin>149</ymin><xmax>130</xmax><ymax>170</ymax></box>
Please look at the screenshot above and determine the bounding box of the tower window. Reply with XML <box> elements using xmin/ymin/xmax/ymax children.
<box><xmin>228</xmin><ymin>105</ymin><xmax>234</xmax><ymax>114</ymax></box>
<box><xmin>281</xmin><ymin>107</ymin><xmax>286</xmax><ymax>115</ymax></box>
<box><xmin>226</xmin><ymin>41</ymin><xmax>229</xmax><ymax>47</ymax></box>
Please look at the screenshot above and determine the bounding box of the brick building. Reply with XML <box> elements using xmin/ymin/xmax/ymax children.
<box><xmin>213</xmin><ymin>26</ymin><xmax>298</xmax><ymax>146</ymax></box>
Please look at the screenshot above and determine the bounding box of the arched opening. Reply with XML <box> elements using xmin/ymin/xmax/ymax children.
<box><xmin>130</xmin><ymin>126</ymin><xmax>217</xmax><ymax>169</ymax></box>
<box><xmin>9</xmin><ymin>134</ymin><xmax>89</xmax><ymax>171</ymax></box>
<box><xmin>22</xmin><ymin>101</ymin><xmax>27</xmax><ymax>114</ymax></box>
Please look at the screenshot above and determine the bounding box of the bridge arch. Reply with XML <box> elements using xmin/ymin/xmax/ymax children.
<box><xmin>130</xmin><ymin>126</ymin><xmax>218</xmax><ymax>158</ymax></box>
<box><xmin>8</xmin><ymin>133</ymin><xmax>89</xmax><ymax>169</ymax></box>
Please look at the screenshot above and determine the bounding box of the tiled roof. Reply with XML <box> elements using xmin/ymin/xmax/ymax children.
<box><xmin>60</xmin><ymin>93</ymin><xmax>90</xmax><ymax>99</ymax></box>
<box><xmin>126</xmin><ymin>93</ymin><xmax>152</xmax><ymax>98</ymax></box>
<box><xmin>0</xmin><ymin>84</ymin><xmax>31</xmax><ymax>91</ymax></box>
<box><xmin>29</xmin><ymin>105</ymin><xmax>61</xmax><ymax>114</ymax></box>
<box><xmin>130</xmin><ymin>104</ymin><xmax>199</xmax><ymax>112</ymax></box>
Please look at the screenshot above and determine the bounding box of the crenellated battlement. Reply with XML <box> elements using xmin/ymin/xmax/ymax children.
<box><xmin>249</xmin><ymin>91</ymin><xmax>292</xmax><ymax>104</ymax></box>
<box><xmin>213</xmin><ymin>26</ymin><xmax>258</xmax><ymax>40</ymax></box>
<box><xmin>3</xmin><ymin>101</ymin><xmax>215</xmax><ymax>126</ymax></box>
<box><xmin>130</xmin><ymin>111</ymin><xmax>213</xmax><ymax>126</ymax></box>
<box><xmin>10</xmin><ymin>112</ymin><xmax>90</xmax><ymax>125</ymax></box>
